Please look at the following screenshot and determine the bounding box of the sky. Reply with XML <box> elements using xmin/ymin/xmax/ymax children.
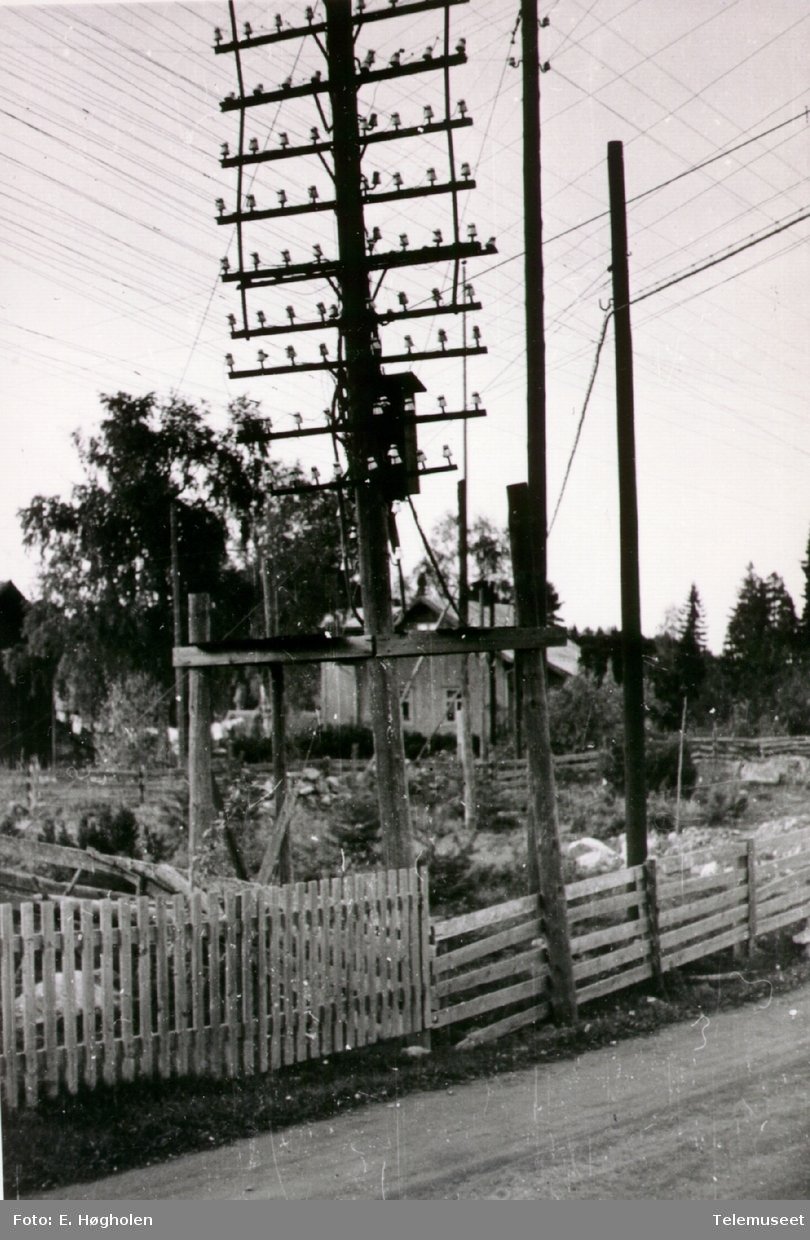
<box><xmin>1</xmin><ymin>0</ymin><xmax>809</xmax><ymax>652</ymax></box>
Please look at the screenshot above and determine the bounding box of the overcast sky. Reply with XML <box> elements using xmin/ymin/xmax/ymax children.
<box><xmin>2</xmin><ymin>0</ymin><xmax>809</xmax><ymax>651</ymax></box>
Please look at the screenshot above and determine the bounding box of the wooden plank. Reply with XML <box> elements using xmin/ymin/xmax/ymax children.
<box><xmin>755</xmin><ymin>868</ymin><xmax>810</xmax><ymax>904</ymax></box>
<box><xmin>281</xmin><ymin>883</ymin><xmax>294</xmax><ymax>1065</ymax></box>
<box><xmin>154</xmin><ymin>898</ymin><xmax>170</xmax><ymax>1079</ymax></box>
<box><xmin>241</xmin><ymin>887</ymin><xmax>256</xmax><ymax>1075</ymax></box>
<box><xmin>757</xmin><ymin>900</ymin><xmax>810</xmax><ymax>937</ymax></box>
<box><xmin>658</xmin><ymin>870</ymin><xmax>744</xmax><ymax>902</ymax></box>
<box><xmin>1</xmin><ymin>902</ymin><xmax>18</xmax><ymax>1107</ymax></box>
<box><xmin>172</xmin><ymin>894</ymin><xmax>189</xmax><ymax>1079</ymax></box>
<box><xmin>118</xmin><ymin>898</ymin><xmax>135</xmax><ymax>1082</ymax></box>
<box><xmin>567</xmin><ymin>887</ymin><xmax>644</xmax><ymax>926</ymax></box>
<box><xmin>136</xmin><ymin>896</ymin><xmax>152</xmax><ymax>1078</ymax></box>
<box><xmin>454</xmin><ymin>1001</ymin><xmax>550</xmax><ymax>1049</ymax></box>
<box><xmin>756</xmin><ymin>888</ymin><xmax>810</xmax><ymax>926</ymax></box>
<box><xmin>657</xmin><ymin>844</ymin><xmax>747</xmax><ymax>879</ymax></box>
<box><xmin>256</xmin><ymin>889</ymin><xmax>269</xmax><ymax>1073</ymax></box>
<box><xmin>570</xmin><ymin>910</ymin><xmax>650</xmax><ymax>955</ymax></box>
<box><xmin>658</xmin><ymin>885</ymin><xmax>748</xmax><ymax>930</ymax></box>
<box><xmin>746</xmin><ymin>839</ymin><xmax>757</xmax><ymax>950</ymax></box>
<box><xmin>324</xmin><ymin>877</ymin><xmax>338</xmax><ymax>1055</ymax></box>
<box><xmin>380</xmin><ymin>871</ymin><xmax>393</xmax><ymax>1041</ymax></box>
<box><xmin>576</xmin><ymin>961</ymin><xmax>654</xmax><ymax>1005</ymax></box>
<box><xmin>433</xmin><ymin>919</ymin><xmax>542</xmax><ymax>974</ymax></box>
<box><xmin>644</xmin><ymin>858</ymin><xmax>663</xmax><ymax>992</ymax></box>
<box><xmin>100</xmin><ymin>900</ymin><xmax>117</xmax><ymax>1086</ymax></box>
<box><xmin>662</xmin><ymin>923</ymin><xmax>749</xmax><ymax>971</ymax></box>
<box><xmin>565</xmin><ymin>866</ymin><xmax>645</xmax><ymax>903</ymax></box>
<box><xmin>270</xmin><ymin>888</ymin><xmax>283</xmax><ymax>1070</ymax></box>
<box><xmin>659</xmin><ymin>903</ymin><xmax>748</xmax><ymax>952</ymax></box>
<box><xmin>80</xmin><ymin>900</ymin><xmax>97</xmax><ymax>1090</ymax></box>
<box><xmin>406</xmin><ymin>868</ymin><xmax>421</xmax><ymax>1035</ymax></box>
<box><xmin>432</xmin><ymin>893</ymin><xmax>538</xmax><ymax>941</ymax></box>
<box><xmin>60</xmin><ymin>901</ymin><xmax>78</xmax><ymax>1094</ymax></box>
<box><xmin>309</xmin><ymin>879</ymin><xmax>321</xmax><ymax>1056</ymax></box>
<box><xmin>360</xmin><ymin>873</ymin><xmax>377</xmax><ymax>1045</ymax></box>
<box><xmin>420</xmin><ymin>867</ymin><xmax>432</xmax><ymax>1037</ymax></box>
<box><xmin>573</xmin><ymin>936</ymin><xmax>650</xmax><ymax>983</ymax></box>
<box><xmin>343</xmin><ymin>873</ymin><xmax>357</xmax><ymax>1051</ymax></box>
<box><xmin>294</xmin><ymin>882</ymin><xmax>307</xmax><ymax>1063</ymax></box>
<box><xmin>41</xmin><ymin>900</ymin><xmax>58</xmax><ymax>1097</ymax></box>
<box><xmin>434</xmin><ymin>947</ymin><xmax>548</xmax><ymax>999</ymax></box>
<box><xmin>208</xmin><ymin>890</ymin><xmax>223</xmax><ymax>1078</ymax></box>
<box><xmin>189</xmin><ymin>892</ymin><xmax>205</xmax><ymax>1075</ymax></box>
<box><xmin>378</xmin><ymin>625</ymin><xmax>566</xmax><ymax>658</ymax></box>
<box><xmin>432</xmin><ymin>976</ymin><xmax>544</xmax><ymax>1028</ymax></box>
<box><xmin>223</xmin><ymin>890</ymin><xmax>238</xmax><ymax>1077</ymax></box>
<box><xmin>20</xmin><ymin>903</ymin><xmax>39</xmax><ymax>1105</ymax></box>
<box><xmin>397</xmin><ymin>868</ymin><xmax>411</xmax><ymax>1035</ymax></box>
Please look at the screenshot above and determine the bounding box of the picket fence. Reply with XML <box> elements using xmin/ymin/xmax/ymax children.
<box><xmin>3</xmin><ymin>826</ymin><xmax>810</xmax><ymax>1106</ymax></box>
<box><xmin>1</xmin><ymin>869</ymin><xmax>428</xmax><ymax>1109</ymax></box>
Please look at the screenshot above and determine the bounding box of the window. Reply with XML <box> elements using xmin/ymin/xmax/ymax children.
<box><xmin>401</xmin><ymin>698</ymin><xmax>411</xmax><ymax>721</ymax></box>
<box><xmin>445</xmin><ymin>689</ymin><xmax>459</xmax><ymax>722</ymax></box>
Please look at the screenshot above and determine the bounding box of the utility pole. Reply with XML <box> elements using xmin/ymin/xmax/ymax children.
<box><xmin>260</xmin><ymin>534</ymin><xmax>291</xmax><ymax>885</ymax></box>
<box><xmin>169</xmin><ymin>501</ymin><xmax>187</xmax><ymax>768</ymax></box>
<box><xmin>607</xmin><ymin>140</ymin><xmax>647</xmax><ymax>867</ymax></box>
<box><xmin>519</xmin><ymin>0</ymin><xmax>576</xmax><ymax>1024</ymax></box>
<box><xmin>457</xmin><ymin>477</ymin><xmax>477</xmax><ymax>830</ymax></box>
<box><xmin>214</xmin><ymin>0</ymin><xmax>493</xmax><ymax>874</ymax></box>
<box><xmin>326</xmin><ymin>0</ymin><xmax>411</xmax><ymax>869</ymax></box>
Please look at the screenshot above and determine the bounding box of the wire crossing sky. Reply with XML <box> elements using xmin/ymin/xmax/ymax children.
<box><xmin>1</xmin><ymin>0</ymin><xmax>809</xmax><ymax>652</ymax></box>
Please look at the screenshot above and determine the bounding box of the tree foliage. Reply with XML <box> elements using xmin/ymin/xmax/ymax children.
<box><xmin>16</xmin><ymin>392</ymin><xmax>347</xmax><ymax>725</ymax></box>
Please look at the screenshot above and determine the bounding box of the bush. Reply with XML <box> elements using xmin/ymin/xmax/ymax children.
<box><xmin>77</xmin><ymin>804</ymin><xmax>139</xmax><ymax>857</ymax></box>
<box><xmin>230</xmin><ymin>725</ymin><xmax>457</xmax><ymax>764</ymax></box>
<box><xmin>605</xmin><ymin>734</ymin><xmax>697</xmax><ymax>797</ymax></box>
<box><xmin>94</xmin><ymin>672</ymin><xmax>169</xmax><ymax>769</ymax></box>
<box><xmin>548</xmin><ymin>673</ymin><xmax>623</xmax><ymax>755</ymax></box>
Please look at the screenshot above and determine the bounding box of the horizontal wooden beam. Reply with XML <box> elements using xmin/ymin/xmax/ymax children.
<box><xmin>173</xmin><ymin>626</ymin><xmax>567</xmax><ymax>668</ymax></box>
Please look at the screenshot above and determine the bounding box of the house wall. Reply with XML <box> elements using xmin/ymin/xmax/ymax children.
<box><xmin>321</xmin><ymin>653</ymin><xmax>509</xmax><ymax>742</ymax></box>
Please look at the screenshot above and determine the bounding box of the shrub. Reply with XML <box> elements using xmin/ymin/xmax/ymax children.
<box><xmin>548</xmin><ymin>673</ymin><xmax>623</xmax><ymax>755</ymax></box>
<box><xmin>77</xmin><ymin>804</ymin><xmax>139</xmax><ymax>857</ymax></box>
<box><xmin>605</xmin><ymin>734</ymin><xmax>697</xmax><ymax>796</ymax></box>
<box><xmin>94</xmin><ymin>672</ymin><xmax>169</xmax><ymax>769</ymax></box>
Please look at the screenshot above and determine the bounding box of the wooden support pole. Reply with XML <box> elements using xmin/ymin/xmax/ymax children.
<box><xmin>188</xmin><ymin>593</ymin><xmax>213</xmax><ymax>887</ymax></box>
<box><xmin>170</xmin><ymin>501</ymin><xmax>188</xmax><ymax>767</ymax></box>
<box><xmin>271</xmin><ymin>664</ymin><xmax>292</xmax><ymax>884</ymax></box>
<box><xmin>326</xmin><ymin>0</ymin><xmax>412</xmax><ymax>870</ymax></box>
<box><xmin>508</xmin><ymin>484</ymin><xmax>577</xmax><ymax>1025</ymax></box>
<box><xmin>457</xmin><ymin>479</ymin><xmax>477</xmax><ymax>831</ymax></box>
<box><xmin>607</xmin><ymin>140</ymin><xmax>647</xmax><ymax>867</ymax></box>
<box><xmin>643</xmin><ymin>857</ymin><xmax>663</xmax><ymax>992</ymax></box>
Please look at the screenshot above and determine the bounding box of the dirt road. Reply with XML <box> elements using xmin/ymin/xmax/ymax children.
<box><xmin>46</xmin><ymin>983</ymin><xmax>810</xmax><ymax>1200</ymax></box>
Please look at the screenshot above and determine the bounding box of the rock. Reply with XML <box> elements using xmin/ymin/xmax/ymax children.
<box><xmin>325</xmin><ymin>775</ymin><xmax>341</xmax><ymax>790</ymax></box>
<box><xmin>298</xmin><ymin>782</ymin><xmax>316</xmax><ymax>796</ymax></box>
<box><xmin>567</xmin><ymin>837</ymin><xmax>622</xmax><ymax>875</ymax></box>
<box><xmin>302</xmin><ymin>766</ymin><xmax>321</xmax><ymax>781</ymax></box>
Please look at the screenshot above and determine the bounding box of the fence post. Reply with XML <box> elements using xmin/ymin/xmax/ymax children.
<box><xmin>747</xmin><ymin>838</ymin><xmax>758</xmax><ymax>955</ymax></box>
<box><xmin>643</xmin><ymin>858</ymin><xmax>663</xmax><ymax>992</ymax></box>
<box><xmin>188</xmin><ymin>593</ymin><xmax>213</xmax><ymax>888</ymax></box>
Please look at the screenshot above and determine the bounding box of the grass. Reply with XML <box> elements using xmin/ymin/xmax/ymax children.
<box><xmin>3</xmin><ymin>935</ymin><xmax>808</xmax><ymax>1199</ymax></box>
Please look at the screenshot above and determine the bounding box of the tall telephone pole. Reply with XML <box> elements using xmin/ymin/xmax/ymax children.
<box><xmin>214</xmin><ymin>0</ymin><xmax>494</xmax><ymax>871</ymax></box>
<box><xmin>326</xmin><ymin>0</ymin><xmax>410</xmax><ymax>867</ymax></box>
<box><xmin>518</xmin><ymin>0</ymin><xmax>577</xmax><ymax>1024</ymax></box>
<box><xmin>607</xmin><ymin>139</ymin><xmax>647</xmax><ymax>867</ymax></box>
